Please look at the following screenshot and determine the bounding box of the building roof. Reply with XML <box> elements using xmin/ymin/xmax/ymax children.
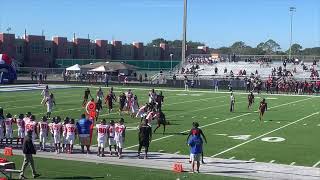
<box><xmin>81</xmin><ymin>61</ymin><xmax>138</xmax><ymax>72</ymax></box>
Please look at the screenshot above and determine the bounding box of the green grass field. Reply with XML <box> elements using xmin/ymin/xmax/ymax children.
<box><xmin>1</xmin><ymin>85</ymin><xmax>320</xmax><ymax>179</ymax></box>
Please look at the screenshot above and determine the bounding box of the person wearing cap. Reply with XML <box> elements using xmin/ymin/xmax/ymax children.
<box><xmin>20</xmin><ymin>130</ymin><xmax>40</xmax><ymax>179</ymax></box>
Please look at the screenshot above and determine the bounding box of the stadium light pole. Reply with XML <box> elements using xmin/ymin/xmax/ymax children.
<box><xmin>289</xmin><ymin>7</ymin><xmax>296</xmax><ymax>60</ymax></box>
<box><xmin>181</xmin><ymin>0</ymin><xmax>187</xmax><ymax>64</ymax></box>
<box><xmin>170</xmin><ymin>53</ymin><xmax>173</xmax><ymax>71</ymax></box>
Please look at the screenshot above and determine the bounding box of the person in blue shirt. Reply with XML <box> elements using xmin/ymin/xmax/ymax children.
<box><xmin>76</xmin><ymin>114</ymin><xmax>93</xmax><ymax>154</ymax></box>
<box><xmin>188</xmin><ymin>135</ymin><xmax>203</xmax><ymax>173</ymax></box>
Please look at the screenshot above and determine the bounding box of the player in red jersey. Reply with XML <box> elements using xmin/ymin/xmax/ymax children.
<box><xmin>259</xmin><ymin>98</ymin><xmax>268</xmax><ymax>121</ymax></box>
<box><xmin>247</xmin><ymin>92</ymin><xmax>255</xmax><ymax>110</ymax></box>
<box><xmin>186</xmin><ymin>122</ymin><xmax>207</xmax><ymax>164</ymax></box>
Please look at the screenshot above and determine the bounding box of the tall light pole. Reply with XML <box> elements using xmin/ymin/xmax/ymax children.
<box><xmin>181</xmin><ymin>0</ymin><xmax>187</xmax><ymax>64</ymax></box>
<box><xmin>170</xmin><ymin>53</ymin><xmax>174</xmax><ymax>71</ymax></box>
<box><xmin>289</xmin><ymin>7</ymin><xmax>296</xmax><ymax>60</ymax></box>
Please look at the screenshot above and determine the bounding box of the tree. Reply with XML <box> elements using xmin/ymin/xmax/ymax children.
<box><xmin>230</xmin><ymin>41</ymin><xmax>248</xmax><ymax>54</ymax></box>
<box><xmin>289</xmin><ymin>43</ymin><xmax>303</xmax><ymax>55</ymax></box>
<box><xmin>146</xmin><ymin>38</ymin><xmax>167</xmax><ymax>47</ymax></box>
<box><xmin>263</xmin><ymin>39</ymin><xmax>281</xmax><ymax>54</ymax></box>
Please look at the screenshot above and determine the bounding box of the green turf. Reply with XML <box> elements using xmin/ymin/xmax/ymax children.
<box><xmin>1</xmin><ymin>85</ymin><xmax>320</xmax><ymax>170</ymax></box>
<box><xmin>2</xmin><ymin>155</ymin><xmax>242</xmax><ymax>180</ymax></box>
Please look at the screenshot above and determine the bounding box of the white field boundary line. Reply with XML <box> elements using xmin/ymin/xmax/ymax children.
<box><xmin>2</xmin><ymin>88</ymin><xmax>225</xmax><ymax>109</ymax></box>
<box><xmin>72</xmin><ymin>85</ymin><xmax>320</xmax><ymax>98</ymax></box>
<box><xmin>125</xmin><ymin>97</ymin><xmax>313</xmax><ymax>150</ymax></box>
<box><xmin>312</xmin><ymin>160</ymin><xmax>320</xmax><ymax>167</ymax></box>
<box><xmin>211</xmin><ymin>111</ymin><xmax>319</xmax><ymax>157</ymax></box>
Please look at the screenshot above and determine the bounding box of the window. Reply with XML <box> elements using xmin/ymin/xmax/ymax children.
<box><xmin>79</xmin><ymin>45</ymin><xmax>88</xmax><ymax>55</ymax></box>
<box><xmin>68</xmin><ymin>48</ymin><xmax>72</xmax><ymax>55</ymax></box>
<box><xmin>106</xmin><ymin>50</ymin><xmax>111</xmax><ymax>55</ymax></box>
<box><xmin>44</xmin><ymin>47</ymin><xmax>52</xmax><ymax>54</ymax></box>
<box><xmin>16</xmin><ymin>46</ymin><xmax>23</xmax><ymax>54</ymax></box>
<box><xmin>31</xmin><ymin>43</ymin><xmax>41</xmax><ymax>54</ymax></box>
<box><xmin>90</xmin><ymin>49</ymin><xmax>95</xmax><ymax>56</ymax></box>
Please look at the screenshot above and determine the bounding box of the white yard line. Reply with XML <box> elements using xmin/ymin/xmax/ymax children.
<box><xmin>290</xmin><ymin>162</ymin><xmax>296</xmax><ymax>166</ymax></box>
<box><xmin>125</xmin><ymin>113</ymin><xmax>251</xmax><ymax>150</ymax></box>
<box><xmin>249</xmin><ymin>158</ymin><xmax>255</xmax><ymax>161</ymax></box>
<box><xmin>229</xmin><ymin>156</ymin><xmax>235</xmax><ymax>159</ymax></box>
<box><xmin>211</xmin><ymin>111</ymin><xmax>319</xmax><ymax>157</ymax></box>
<box><xmin>269</xmin><ymin>160</ymin><xmax>276</xmax><ymax>163</ymax></box>
<box><xmin>127</xmin><ymin>97</ymin><xmax>313</xmax><ymax>150</ymax></box>
<box><xmin>312</xmin><ymin>160</ymin><xmax>320</xmax><ymax>167</ymax></box>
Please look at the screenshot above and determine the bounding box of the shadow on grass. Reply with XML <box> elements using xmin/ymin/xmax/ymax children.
<box><xmin>161</xmin><ymin>132</ymin><xmax>188</xmax><ymax>135</ymax></box>
<box><xmin>206</xmin><ymin>170</ymin><xmax>256</xmax><ymax>174</ymax></box>
<box><xmin>40</xmin><ymin>176</ymin><xmax>104</xmax><ymax>179</ymax></box>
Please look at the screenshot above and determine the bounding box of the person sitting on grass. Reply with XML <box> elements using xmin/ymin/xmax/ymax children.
<box><xmin>188</xmin><ymin>135</ymin><xmax>203</xmax><ymax>173</ymax></box>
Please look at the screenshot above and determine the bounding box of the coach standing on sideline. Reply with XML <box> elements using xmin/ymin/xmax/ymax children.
<box><xmin>77</xmin><ymin>114</ymin><xmax>93</xmax><ymax>154</ymax></box>
<box><xmin>20</xmin><ymin>131</ymin><xmax>40</xmax><ymax>179</ymax></box>
<box><xmin>138</xmin><ymin>119</ymin><xmax>152</xmax><ymax>159</ymax></box>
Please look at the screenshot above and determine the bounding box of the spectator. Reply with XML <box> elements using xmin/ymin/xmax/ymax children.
<box><xmin>144</xmin><ymin>73</ymin><xmax>148</xmax><ymax>81</ymax></box>
<box><xmin>173</xmin><ymin>74</ymin><xmax>176</xmax><ymax>86</ymax></box>
<box><xmin>139</xmin><ymin>74</ymin><xmax>142</xmax><ymax>83</ymax></box>
<box><xmin>104</xmin><ymin>73</ymin><xmax>109</xmax><ymax>87</ymax></box>
<box><xmin>20</xmin><ymin>130</ymin><xmax>40</xmax><ymax>179</ymax></box>
<box><xmin>76</xmin><ymin>114</ymin><xmax>93</xmax><ymax>154</ymax></box>
<box><xmin>214</xmin><ymin>67</ymin><xmax>218</xmax><ymax>75</ymax></box>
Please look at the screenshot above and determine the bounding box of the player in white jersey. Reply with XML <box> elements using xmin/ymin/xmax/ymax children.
<box><xmin>45</xmin><ymin>93</ymin><xmax>56</xmax><ymax>118</ymax></box>
<box><xmin>38</xmin><ymin>116</ymin><xmax>49</xmax><ymax>151</ymax></box>
<box><xmin>148</xmin><ymin>89</ymin><xmax>157</xmax><ymax>103</ymax></box>
<box><xmin>65</xmin><ymin>119</ymin><xmax>77</xmax><ymax>154</ymax></box>
<box><xmin>96</xmin><ymin>87</ymin><xmax>104</xmax><ymax>101</ymax></box>
<box><xmin>108</xmin><ymin>120</ymin><xmax>117</xmax><ymax>156</ymax></box>
<box><xmin>114</xmin><ymin>118</ymin><xmax>126</xmax><ymax>159</ymax></box>
<box><xmin>50</xmin><ymin>117</ymin><xmax>63</xmax><ymax>154</ymax></box>
<box><xmin>96</xmin><ymin>119</ymin><xmax>109</xmax><ymax>157</ymax></box>
<box><xmin>41</xmin><ymin>85</ymin><xmax>50</xmax><ymax>104</ymax></box>
<box><xmin>0</xmin><ymin>108</ymin><xmax>5</xmax><ymax>144</ymax></box>
<box><xmin>4</xmin><ymin>113</ymin><xmax>14</xmax><ymax>143</ymax></box>
<box><xmin>130</xmin><ymin>95</ymin><xmax>139</xmax><ymax>118</ymax></box>
<box><xmin>25</xmin><ymin>115</ymin><xmax>38</xmax><ymax>142</ymax></box>
<box><xmin>62</xmin><ymin>117</ymin><xmax>69</xmax><ymax>152</ymax></box>
<box><xmin>15</xmin><ymin>114</ymin><xmax>25</xmax><ymax>143</ymax></box>
<box><xmin>23</xmin><ymin>112</ymin><xmax>32</xmax><ymax>124</ymax></box>
<box><xmin>136</xmin><ymin>104</ymin><xmax>148</xmax><ymax>122</ymax></box>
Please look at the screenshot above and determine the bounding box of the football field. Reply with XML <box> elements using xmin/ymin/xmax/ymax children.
<box><xmin>1</xmin><ymin>84</ymin><xmax>320</xmax><ymax>178</ymax></box>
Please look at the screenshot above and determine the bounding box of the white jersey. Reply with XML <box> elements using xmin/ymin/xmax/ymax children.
<box><xmin>23</xmin><ymin>117</ymin><xmax>30</xmax><ymax>124</ymax></box>
<box><xmin>149</xmin><ymin>92</ymin><xmax>157</xmax><ymax>103</ymax></box>
<box><xmin>41</xmin><ymin>89</ymin><xmax>50</xmax><ymax>97</ymax></box>
<box><xmin>108</xmin><ymin>125</ymin><xmax>115</xmax><ymax>138</ymax></box>
<box><xmin>65</xmin><ymin>124</ymin><xmax>76</xmax><ymax>138</ymax></box>
<box><xmin>131</xmin><ymin>98</ymin><xmax>139</xmax><ymax>113</ymax></box>
<box><xmin>38</xmin><ymin>121</ymin><xmax>49</xmax><ymax>135</ymax></box>
<box><xmin>25</xmin><ymin>121</ymin><xmax>37</xmax><ymax>140</ymax></box>
<box><xmin>114</xmin><ymin>123</ymin><xmax>126</xmax><ymax>141</ymax></box>
<box><xmin>4</xmin><ymin>118</ymin><xmax>13</xmax><ymax>132</ymax></box>
<box><xmin>16</xmin><ymin>118</ymin><xmax>25</xmax><ymax>130</ymax></box>
<box><xmin>51</xmin><ymin>123</ymin><xmax>62</xmax><ymax>136</ymax></box>
<box><xmin>230</xmin><ymin>95</ymin><xmax>235</xmax><ymax>103</ymax></box>
<box><xmin>96</xmin><ymin>124</ymin><xmax>108</xmax><ymax>141</ymax></box>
